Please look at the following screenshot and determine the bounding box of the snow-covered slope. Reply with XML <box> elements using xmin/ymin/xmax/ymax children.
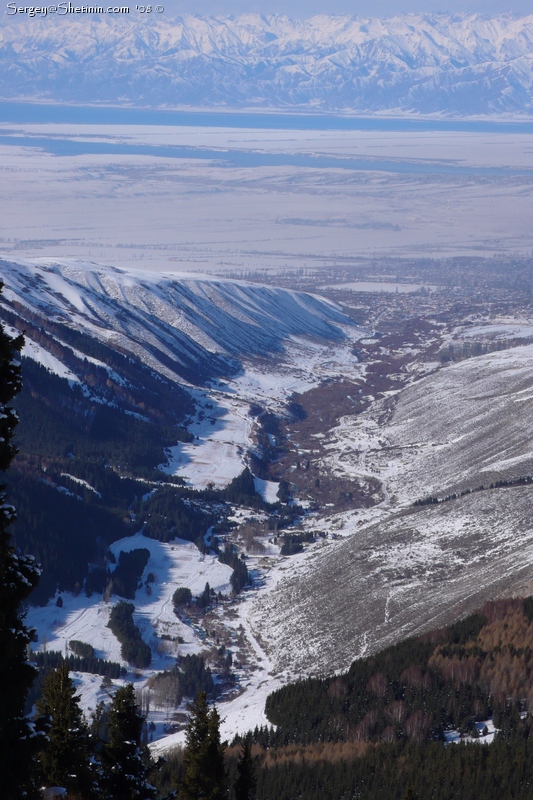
<box><xmin>0</xmin><ymin>258</ymin><xmax>349</xmax><ymax>384</ymax></box>
<box><xmin>251</xmin><ymin>482</ymin><xmax>533</xmax><ymax>678</ymax></box>
<box><xmin>248</xmin><ymin>343</ymin><xmax>533</xmax><ymax>677</ymax></box>
<box><xmin>327</xmin><ymin>343</ymin><xmax>533</xmax><ymax>504</ymax></box>
<box><xmin>3</xmin><ymin>13</ymin><xmax>533</xmax><ymax>115</ymax></box>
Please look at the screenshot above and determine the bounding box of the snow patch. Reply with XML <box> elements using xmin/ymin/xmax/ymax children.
<box><xmin>253</xmin><ymin>477</ymin><xmax>279</xmax><ymax>504</ymax></box>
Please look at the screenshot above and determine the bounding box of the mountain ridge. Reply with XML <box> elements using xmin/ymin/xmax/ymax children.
<box><xmin>0</xmin><ymin>258</ymin><xmax>350</xmax><ymax>385</ymax></box>
<box><xmin>3</xmin><ymin>13</ymin><xmax>533</xmax><ymax>115</ymax></box>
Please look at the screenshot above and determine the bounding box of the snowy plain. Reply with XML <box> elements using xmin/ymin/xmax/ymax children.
<box><xmin>0</xmin><ymin>122</ymin><xmax>533</xmax><ymax>275</ymax></box>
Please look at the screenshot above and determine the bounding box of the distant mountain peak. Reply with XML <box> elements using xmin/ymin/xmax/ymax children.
<box><xmin>2</xmin><ymin>13</ymin><xmax>533</xmax><ymax>115</ymax></box>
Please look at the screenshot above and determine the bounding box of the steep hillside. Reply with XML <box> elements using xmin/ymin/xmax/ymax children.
<box><xmin>2</xmin><ymin>13</ymin><xmax>533</xmax><ymax>114</ymax></box>
<box><xmin>249</xmin><ymin>344</ymin><xmax>533</xmax><ymax>678</ymax></box>
<box><xmin>330</xmin><ymin>342</ymin><xmax>533</xmax><ymax>503</ymax></box>
<box><xmin>265</xmin><ymin>598</ymin><xmax>533</xmax><ymax>743</ymax></box>
<box><xmin>0</xmin><ymin>258</ymin><xmax>349</xmax><ymax>385</ymax></box>
<box><xmin>0</xmin><ymin>258</ymin><xmax>355</xmax><ymax>604</ymax></box>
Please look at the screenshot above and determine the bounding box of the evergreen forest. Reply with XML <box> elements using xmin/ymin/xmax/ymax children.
<box><xmin>7</xmin><ymin>351</ymin><xmax>268</xmax><ymax>604</ymax></box>
<box><xmin>156</xmin><ymin>599</ymin><xmax>533</xmax><ymax>800</ymax></box>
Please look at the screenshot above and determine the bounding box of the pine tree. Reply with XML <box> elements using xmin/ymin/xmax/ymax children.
<box><xmin>179</xmin><ymin>692</ymin><xmax>226</xmax><ymax>800</ymax></box>
<box><xmin>101</xmin><ymin>683</ymin><xmax>158</xmax><ymax>800</ymax></box>
<box><xmin>36</xmin><ymin>663</ymin><xmax>96</xmax><ymax>799</ymax></box>
<box><xmin>206</xmin><ymin>706</ymin><xmax>226</xmax><ymax>799</ymax></box>
<box><xmin>234</xmin><ymin>738</ymin><xmax>256</xmax><ymax>800</ymax></box>
<box><xmin>0</xmin><ymin>304</ymin><xmax>41</xmax><ymax>799</ymax></box>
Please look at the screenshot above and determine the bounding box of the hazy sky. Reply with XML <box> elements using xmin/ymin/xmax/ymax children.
<box><xmin>163</xmin><ymin>0</ymin><xmax>532</xmax><ymax>18</ymax></box>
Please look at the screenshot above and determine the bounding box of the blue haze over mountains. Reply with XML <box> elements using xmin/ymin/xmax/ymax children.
<box><xmin>2</xmin><ymin>13</ymin><xmax>533</xmax><ymax>116</ymax></box>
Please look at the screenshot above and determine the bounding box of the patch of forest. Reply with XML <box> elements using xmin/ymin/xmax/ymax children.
<box><xmin>414</xmin><ymin>474</ymin><xmax>533</xmax><ymax>507</ymax></box>
<box><xmin>248</xmin><ymin>737</ymin><xmax>533</xmax><ymax>800</ymax></box>
<box><xmin>107</xmin><ymin>600</ymin><xmax>151</xmax><ymax>669</ymax></box>
<box><xmin>438</xmin><ymin>336</ymin><xmax>533</xmax><ymax>364</ymax></box>
<box><xmin>265</xmin><ymin>598</ymin><xmax>533</xmax><ymax>745</ymax></box>
<box><xmin>159</xmin><ymin>734</ymin><xmax>533</xmax><ymax>800</ymax></box>
<box><xmin>33</xmin><ymin>650</ymin><xmax>126</xmax><ymax>680</ymax></box>
<box><xmin>148</xmin><ymin>653</ymin><xmax>216</xmax><ymax>708</ymax></box>
<box><xmin>108</xmin><ymin>548</ymin><xmax>150</xmax><ymax>599</ymax></box>
<box><xmin>137</xmin><ymin>485</ymin><xmax>214</xmax><ymax>544</ymax></box>
<box><xmin>218</xmin><ymin>543</ymin><xmax>249</xmax><ymax>594</ymax></box>
<box><xmin>13</xmin><ymin>357</ymin><xmax>191</xmax><ymax>475</ymax></box>
<box><xmin>8</xmin><ymin>471</ymin><xmax>130</xmax><ymax>604</ymax></box>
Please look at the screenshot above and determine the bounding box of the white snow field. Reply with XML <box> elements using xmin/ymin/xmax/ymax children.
<box><xmin>253</xmin><ymin>478</ymin><xmax>280</xmax><ymax>505</ymax></box>
<box><xmin>27</xmin><ymin>532</ymin><xmax>233</xmax><ymax>665</ymax></box>
<box><xmin>26</xmin><ymin>525</ymin><xmax>286</xmax><ymax>744</ymax></box>
<box><xmin>160</xmin><ymin>389</ymin><xmax>255</xmax><ymax>490</ymax></box>
<box><xmin>27</xmin><ymin>532</ymin><xmax>233</xmax><ymax>723</ymax></box>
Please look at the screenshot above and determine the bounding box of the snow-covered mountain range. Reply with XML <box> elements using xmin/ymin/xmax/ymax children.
<box><xmin>3</xmin><ymin>13</ymin><xmax>533</xmax><ymax>115</ymax></box>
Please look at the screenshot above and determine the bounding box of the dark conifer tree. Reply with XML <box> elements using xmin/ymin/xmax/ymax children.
<box><xmin>36</xmin><ymin>663</ymin><xmax>96</xmax><ymax>799</ymax></box>
<box><xmin>179</xmin><ymin>692</ymin><xmax>226</xmax><ymax>800</ymax></box>
<box><xmin>101</xmin><ymin>683</ymin><xmax>158</xmax><ymax>800</ymax></box>
<box><xmin>206</xmin><ymin>706</ymin><xmax>226</xmax><ymax>799</ymax></box>
<box><xmin>234</xmin><ymin>738</ymin><xmax>256</xmax><ymax>800</ymax></box>
<box><xmin>0</xmin><ymin>303</ymin><xmax>41</xmax><ymax>799</ymax></box>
